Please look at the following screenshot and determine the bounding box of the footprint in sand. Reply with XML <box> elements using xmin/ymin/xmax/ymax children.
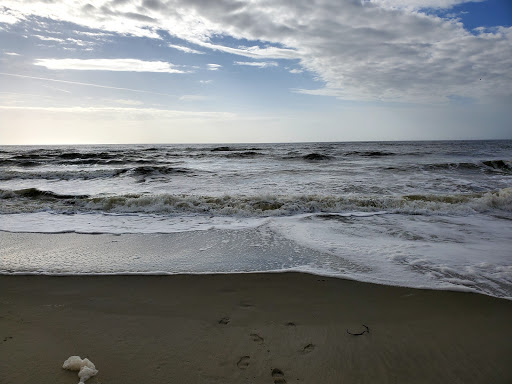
<box><xmin>237</xmin><ymin>356</ymin><xmax>250</xmax><ymax>369</ymax></box>
<box><xmin>250</xmin><ymin>333</ymin><xmax>264</xmax><ymax>344</ymax></box>
<box><xmin>302</xmin><ymin>343</ymin><xmax>315</xmax><ymax>354</ymax></box>
<box><xmin>218</xmin><ymin>317</ymin><xmax>230</xmax><ymax>325</ymax></box>
<box><xmin>271</xmin><ymin>368</ymin><xmax>287</xmax><ymax>384</ymax></box>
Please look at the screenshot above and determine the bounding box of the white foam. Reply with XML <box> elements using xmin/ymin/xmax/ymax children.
<box><xmin>0</xmin><ymin>212</ymin><xmax>269</xmax><ymax>234</ymax></box>
<box><xmin>269</xmin><ymin>212</ymin><xmax>512</xmax><ymax>299</ymax></box>
<box><xmin>1</xmin><ymin>210</ymin><xmax>511</xmax><ymax>299</ymax></box>
<box><xmin>62</xmin><ymin>356</ymin><xmax>98</xmax><ymax>383</ymax></box>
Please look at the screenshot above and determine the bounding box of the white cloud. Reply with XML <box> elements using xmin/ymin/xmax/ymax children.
<box><xmin>73</xmin><ymin>30</ymin><xmax>113</xmax><ymax>38</ymax></box>
<box><xmin>207</xmin><ymin>63</ymin><xmax>222</xmax><ymax>71</ymax></box>
<box><xmin>4</xmin><ymin>52</ymin><xmax>20</xmax><ymax>56</ymax></box>
<box><xmin>0</xmin><ymin>105</ymin><xmax>235</xmax><ymax>120</ymax></box>
<box><xmin>367</xmin><ymin>0</ymin><xmax>484</xmax><ymax>10</ymax></box>
<box><xmin>111</xmin><ymin>99</ymin><xmax>144</xmax><ymax>105</ymax></box>
<box><xmin>179</xmin><ymin>94</ymin><xmax>208</xmax><ymax>101</ymax></box>
<box><xmin>199</xmin><ymin>80</ymin><xmax>213</xmax><ymax>84</ymax></box>
<box><xmin>33</xmin><ymin>34</ymin><xmax>66</xmax><ymax>43</ymax></box>
<box><xmin>34</xmin><ymin>58</ymin><xmax>187</xmax><ymax>73</ymax></box>
<box><xmin>34</xmin><ymin>34</ymin><xmax>104</xmax><ymax>47</ymax></box>
<box><xmin>289</xmin><ymin>69</ymin><xmax>303</xmax><ymax>74</ymax></box>
<box><xmin>0</xmin><ymin>7</ymin><xmax>23</xmax><ymax>24</ymax></box>
<box><xmin>65</xmin><ymin>38</ymin><xmax>95</xmax><ymax>47</ymax></box>
<box><xmin>234</xmin><ymin>61</ymin><xmax>278</xmax><ymax>68</ymax></box>
<box><xmin>193</xmin><ymin>41</ymin><xmax>299</xmax><ymax>60</ymax></box>
<box><xmin>168</xmin><ymin>44</ymin><xmax>204</xmax><ymax>54</ymax></box>
<box><xmin>2</xmin><ymin>0</ymin><xmax>511</xmax><ymax>102</ymax></box>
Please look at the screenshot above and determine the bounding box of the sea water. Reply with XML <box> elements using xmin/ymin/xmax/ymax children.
<box><xmin>0</xmin><ymin>141</ymin><xmax>511</xmax><ymax>298</ymax></box>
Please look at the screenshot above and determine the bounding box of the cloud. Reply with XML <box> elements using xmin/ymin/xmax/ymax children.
<box><xmin>289</xmin><ymin>68</ymin><xmax>303</xmax><ymax>74</ymax></box>
<box><xmin>73</xmin><ymin>30</ymin><xmax>113</xmax><ymax>38</ymax></box>
<box><xmin>34</xmin><ymin>58</ymin><xmax>187</xmax><ymax>73</ymax></box>
<box><xmin>0</xmin><ymin>105</ymin><xmax>235</xmax><ymax>120</ymax></box>
<box><xmin>32</xmin><ymin>34</ymin><xmax>95</xmax><ymax>47</ymax></box>
<box><xmin>33</xmin><ymin>34</ymin><xmax>66</xmax><ymax>43</ymax></box>
<box><xmin>168</xmin><ymin>44</ymin><xmax>205</xmax><ymax>54</ymax></box>
<box><xmin>111</xmin><ymin>99</ymin><xmax>144</xmax><ymax>105</ymax></box>
<box><xmin>192</xmin><ymin>41</ymin><xmax>299</xmax><ymax>60</ymax></box>
<box><xmin>234</xmin><ymin>61</ymin><xmax>278</xmax><ymax>68</ymax></box>
<box><xmin>179</xmin><ymin>94</ymin><xmax>208</xmax><ymax>101</ymax></box>
<box><xmin>0</xmin><ymin>7</ymin><xmax>23</xmax><ymax>24</ymax></box>
<box><xmin>207</xmin><ymin>63</ymin><xmax>222</xmax><ymax>71</ymax></box>
<box><xmin>367</xmin><ymin>0</ymin><xmax>485</xmax><ymax>10</ymax></box>
<box><xmin>3</xmin><ymin>52</ymin><xmax>20</xmax><ymax>56</ymax></box>
<box><xmin>0</xmin><ymin>72</ymin><xmax>175</xmax><ymax>95</ymax></box>
<box><xmin>2</xmin><ymin>0</ymin><xmax>511</xmax><ymax>102</ymax></box>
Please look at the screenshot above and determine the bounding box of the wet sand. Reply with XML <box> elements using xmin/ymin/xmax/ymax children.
<box><xmin>1</xmin><ymin>273</ymin><xmax>511</xmax><ymax>384</ymax></box>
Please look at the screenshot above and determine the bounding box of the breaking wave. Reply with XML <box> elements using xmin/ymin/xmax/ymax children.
<box><xmin>482</xmin><ymin>160</ymin><xmax>512</xmax><ymax>172</ymax></box>
<box><xmin>424</xmin><ymin>159</ymin><xmax>512</xmax><ymax>173</ymax></box>
<box><xmin>1</xmin><ymin>187</ymin><xmax>510</xmax><ymax>215</ymax></box>
<box><xmin>0</xmin><ymin>188</ymin><xmax>89</xmax><ymax>200</ymax></box>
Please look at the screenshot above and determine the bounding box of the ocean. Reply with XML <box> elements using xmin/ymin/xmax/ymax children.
<box><xmin>0</xmin><ymin>140</ymin><xmax>511</xmax><ymax>298</ymax></box>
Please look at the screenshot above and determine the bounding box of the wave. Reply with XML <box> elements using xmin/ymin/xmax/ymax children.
<box><xmin>281</xmin><ymin>153</ymin><xmax>334</xmax><ymax>161</ymax></box>
<box><xmin>424</xmin><ymin>162</ymin><xmax>482</xmax><ymax>171</ymax></box>
<box><xmin>11</xmin><ymin>153</ymin><xmax>48</xmax><ymax>160</ymax></box>
<box><xmin>62</xmin><ymin>159</ymin><xmax>129</xmax><ymax>165</ymax></box>
<box><xmin>225</xmin><ymin>151</ymin><xmax>263</xmax><ymax>159</ymax></box>
<box><xmin>482</xmin><ymin>160</ymin><xmax>512</xmax><ymax>172</ymax></box>
<box><xmin>0</xmin><ymin>165</ymin><xmax>197</xmax><ymax>181</ymax></box>
<box><xmin>0</xmin><ymin>168</ymin><xmax>129</xmax><ymax>181</ymax></box>
<box><xmin>57</xmin><ymin>151</ymin><xmax>117</xmax><ymax>160</ymax></box>
<box><xmin>1</xmin><ymin>187</ymin><xmax>510</xmax><ymax>215</ymax></box>
<box><xmin>344</xmin><ymin>151</ymin><xmax>396</xmax><ymax>157</ymax></box>
<box><xmin>0</xmin><ymin>157</ymin><xmax>131</xmax><ymax>167</ymax></box>
<box><xmin>211</xmin><ymin>146</ymin><xmax>232</xmax><ymax>152</ymax></box>
<box><xmin>128</xmin><ymin>166</ymin><xmax>196</xmax><ymax>182</ymax></box>
<box><xmin>0</xmin><ymin>159</ymin><xmax>42</xmax><ymax>167</ymax></box>
<box><xmin>211</xmin><ymin>146</ymin><xmax>262</xmax><ymax>152</ymax></box>
<box><xmin>302</xmin><ymin>153</ymin><xmax>333</xmax><ymax>161</ymax></box>
<box><xmin>424</xmin><ymin>159</ymin><xmax>512</xmax><ymax>173</ymax></box>
<box><xmin>0</xmin><ymin>188</ymin><xmax>89</xmax><ymax>200</ymax></box>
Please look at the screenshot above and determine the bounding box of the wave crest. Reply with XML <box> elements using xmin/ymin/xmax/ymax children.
<box><xmin>1</xmin><ymin>188</ymin><xmax>510</xmax><ymax>215</ymax></box>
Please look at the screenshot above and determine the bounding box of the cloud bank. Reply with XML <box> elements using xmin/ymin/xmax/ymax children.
<box><xmin>1</xmin><ymin>0</ymin><xmax>511</xmax><ymax>102</ymax></box>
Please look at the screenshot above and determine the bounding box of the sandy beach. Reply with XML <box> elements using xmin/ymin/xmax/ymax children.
<box><xmin>1</xmin><ymin>272</ymin><xmax>511</xmax><ymax>384</ymax></box>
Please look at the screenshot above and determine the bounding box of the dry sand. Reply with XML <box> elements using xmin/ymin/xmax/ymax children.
<box><xmin>1</xmin><ymin>273</ymin><xmax>511</xmax><ymax>384</ymax></box>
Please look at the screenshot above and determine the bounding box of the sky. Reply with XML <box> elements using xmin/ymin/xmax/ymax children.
<box><xmin>0</xmin><ymin>0</ymin><xmax>511</xmax><ymax>144</ymax></box>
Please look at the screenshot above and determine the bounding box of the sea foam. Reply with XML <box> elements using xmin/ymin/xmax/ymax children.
<box><xmin>62</xmin><ymin>356</ymin><xmax>98</xmax><ymax>383</ymax></box>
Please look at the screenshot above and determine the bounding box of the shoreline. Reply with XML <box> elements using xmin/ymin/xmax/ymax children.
<box><xmin>2</xmin><ymin>230</ymin><xmax>510</xmax><ymax>300</ymax></box>
<box><xmin>1</xmin><ymin>272</ymin><xmax>511</xmax><ymax>383</ymax></box>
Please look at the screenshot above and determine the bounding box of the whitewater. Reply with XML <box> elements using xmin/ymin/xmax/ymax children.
<box><xmin>0</xmin><ymin>140</ymin><xmax>511</xmax><ymax>298</ymax></box>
